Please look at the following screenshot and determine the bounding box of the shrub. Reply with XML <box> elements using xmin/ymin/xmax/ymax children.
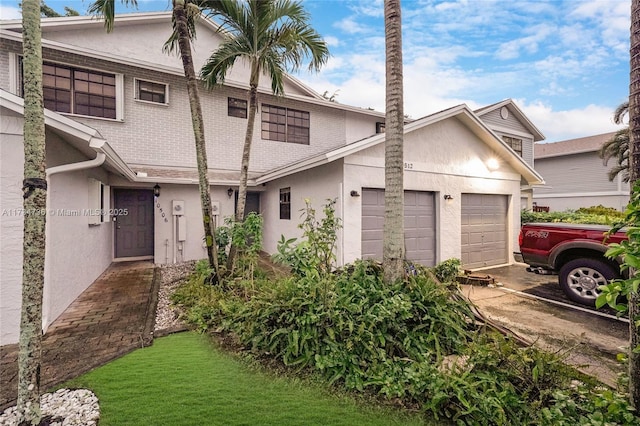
<box><xmin>521</xmin><ymin>206</ymin><xmax>625</xmax><ymax>225</ymax></box>
<box><xmin>432</xmin><ymin>258</ymin><xmax>461</xmax><ymax>283</ymax></box>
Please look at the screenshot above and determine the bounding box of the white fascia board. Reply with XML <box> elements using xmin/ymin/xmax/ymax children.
<box><xmin>1</xmin><ymin>89</ymin><xmax>106</xmax><ymax>145</ymax></box>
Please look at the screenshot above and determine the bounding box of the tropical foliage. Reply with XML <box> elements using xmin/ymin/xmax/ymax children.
<box><xmin>172</xmin><ymin>199</ymin><xmax>639</xmax><ymax>424</ymax></box>
<box><xmin>198</xmin><ymin>0</ymin><xmax>329</xmax><ymax>273</ymax></box>
<box><xmin>599</xmin><ymin>101</ymin><xmax>630</xmax><ymax>182</ymax></box>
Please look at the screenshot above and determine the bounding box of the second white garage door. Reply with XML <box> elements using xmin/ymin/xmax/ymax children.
<box><xmin>361</xmin><ymin>189</ymin><xmax>436</xmax><ymax>266</ymax></box>
<box><xmin>461</xmin><ymin>193</ymin><xmax>508</xmax><ymax>269</ymax></box>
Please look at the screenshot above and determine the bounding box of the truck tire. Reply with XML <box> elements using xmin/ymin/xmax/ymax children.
<box><xmin>558</xmin><ymin>258</ymin><xmax>618</xmax><ymax>306</ymax></box>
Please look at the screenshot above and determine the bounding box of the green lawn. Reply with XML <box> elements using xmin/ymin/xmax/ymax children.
<box><xmin>63</xmin><ymin>332</ymin><xmax>428</xmax><ymax>426</ymax></box>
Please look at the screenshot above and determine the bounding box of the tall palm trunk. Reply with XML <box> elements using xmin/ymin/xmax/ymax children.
<box><xmin>629</xmin><ymin>0</ymin><xmax>640</xmax><ymax>408</ymax></box>
<box><xmin>17</xmin><ymin>0</ymin><xmax>46</xmax><ymax>423</ymax></box>
<box><xmin>173</xmin><ymin>0</ymin><xmax>219</xmax><ymax>279</ymax></box>
<box><xmin>227</xmin><ymin>62</ymin><xmax>259</xmax><ymax>271</ymax></box>
<box><xmin>382</xmin><ymin>0</ymin><xmax>405</xmax><ymax>284</ymax></box>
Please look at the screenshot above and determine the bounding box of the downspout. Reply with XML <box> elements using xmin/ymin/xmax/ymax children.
<box><xmin>42</xmin><ymin>144</ymin><xmax>106</xmax><ymax>333</ymax></box>
<box><xmin>46</xmin><ymin>152</ymin><xmax>106</xmax><ymax>176</ymax></box>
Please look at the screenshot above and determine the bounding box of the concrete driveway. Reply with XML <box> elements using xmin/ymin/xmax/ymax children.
<box><xmin>463</xmin><ymin>263</ymin><xmax>628</xmax><ymax>387</ymax></box>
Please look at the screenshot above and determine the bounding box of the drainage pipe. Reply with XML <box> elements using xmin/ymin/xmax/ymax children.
<box><xmin>46</xmin><ymin>152</ymin><xmax>106</xmax><ymax>176</ymax></box>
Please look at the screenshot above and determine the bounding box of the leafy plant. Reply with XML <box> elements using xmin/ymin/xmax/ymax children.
<box><xmin>272</xmin><ymin>199</ymin><xmax>342</xmax><ymax>277</ymax></box>
<box><xmin>521</xmin><ymin>206</ymin><xmax>625</xmax><ymax>225</ymax></box>
<box><xmin>432</xmin><ymin>258</ymin><xmax>462</xmax><ymax>283</ymax></box>
<box><xmin>598</xmin><ymin>182</ymin><xmax>640</xmax><ymax>314</ymax></box>
<box><xmin>216</xmin><ymin>213</ymin><xmax>264</xmax><ymax>279</ymax></box>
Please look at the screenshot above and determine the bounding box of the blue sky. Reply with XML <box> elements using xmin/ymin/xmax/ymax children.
<box><xmin>0</xmin><ymin>0</ymin><xmax>631</xmax><ymax>142</ymax></box>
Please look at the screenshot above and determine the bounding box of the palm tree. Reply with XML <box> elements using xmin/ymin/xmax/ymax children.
<box><xmin>17</xmin><ymin>0</ymin><xmax>47</xmax><ymax>423</ymax></box>
<box><xmin>382</xmin><ymin>0</ymin><xmax>405</xmax><ymax>284</ymax></box>
<box><xmin>599</xmin><ymin>101</ymin><xmax>629</xmax><ymax>182</ymax></box>
<box><xmin>198</xmin><ymin>0</ymin><xmax>329</xmax><ymax>272</ymax></box>
<box><xmin>89</xmin><ymin>0</ymin><xmax>220</xmax><ymax>278</ymax></box>
<box><xmin>629</xmin><ymin>0</ymin><xmax>640</xmax><ymax>408</ymax></box>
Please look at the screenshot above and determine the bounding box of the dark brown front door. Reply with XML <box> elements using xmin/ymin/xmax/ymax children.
<box><xmin>114</xmin><ymin>189</ymin><xmax>154</xmax><ymax>258</ymax></box>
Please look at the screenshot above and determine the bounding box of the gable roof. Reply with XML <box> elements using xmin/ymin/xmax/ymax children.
<box><xmin>475</xmin><ymin>99</ymin><xmax>545</xmax><ymax>142</ymax></box>
<box><xmin>0</xmin><ymin>14</ymin><xmax>385</xmax><ymax>119</ymax></box>
<box><xmin>534</xmin><ymin>131</ymin><xmax>618</xmax><ymax>159</ymax></box>
<box><xmin>0</xmin><ymin>88</ymin><xmax>137</xmax><ymax>179</ymax></box>
<box><xmin>257</xmin><ymin>103</ymin><xmax>545</xmax><ymax>185</ymax></box>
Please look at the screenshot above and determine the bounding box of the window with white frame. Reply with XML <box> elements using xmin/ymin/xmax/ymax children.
<box><xmin>17</xmin><ymin>56</ymin><xmax>124</xmax><ymax>120</ymax></box>
<box><xmin>261</xmin><ymin>104</ymin><xmax>310</xmax><ymax>144</ymax></box>
<box><xmin>503</xmin><ymin>136</ymin><xmax>523</xmax><ymax>156</ymax></box>
<box><xmin>135</xmin><ymin>79</ymin><xmax>168</xmax><ymax>104</ymax></box>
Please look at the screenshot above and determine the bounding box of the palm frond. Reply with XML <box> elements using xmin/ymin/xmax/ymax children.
<box><xmin>87</xmin><ymin>0</ymin><xmax>138</xmax><ymax>33</ymax></box>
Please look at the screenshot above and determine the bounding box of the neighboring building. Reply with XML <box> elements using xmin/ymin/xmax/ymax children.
<box><xmin>475</xmin><ymin>99</ymin><xmax>546</xmax><ymax>210</ymax></box>
<box><xmin>533</xmin><ymin>132</ymin><xmax>628</xmax><ymax>211</ymax></box>
<box><xmin>0</xmin><ymin>12</ymin><xmax>544</xmax><ymax>345</ymax></box>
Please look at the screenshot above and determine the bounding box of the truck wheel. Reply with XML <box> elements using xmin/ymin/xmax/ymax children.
<box><xmin>558</xmin><ymin>259</ymin><xmax>618</xmax><ymax>306</ymax></box>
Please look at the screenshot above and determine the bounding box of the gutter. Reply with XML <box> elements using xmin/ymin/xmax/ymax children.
<box><xmin>46</xmin><ymin>138</ymin><xmax>107</xmax><ymax>176</ymax></box>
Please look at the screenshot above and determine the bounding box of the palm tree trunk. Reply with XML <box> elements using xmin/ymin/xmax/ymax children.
<box><xmin>17</xmin><ymin>0</ymin><xmax>46</xmax><ymax>424</ymax></box>
<box><xmin>173</xmin><ymin>0</ymin><xmax>219</xmax><ymax>279</ymax></box>
<box><xmin>227</xmin><ymin>62</ymin><xmax>259</xmax><ymax>272</ymax></box>
<box><xmin>382</xmin><ymin>0</ymin><xmax>405</xmax><ymax>284</ymax></box>
<box><xmin>629</xmin><ymin>0</ymin><xmax>640</xmax><ymax>408</ymax></box>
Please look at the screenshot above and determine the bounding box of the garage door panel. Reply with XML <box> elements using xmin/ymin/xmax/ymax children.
<box><xmin>461</xmin><ymin>194</ymin><xmax>508</xmax><ymax>269</ymax></box>
<box><xmin>362</xmin><ymin>189</ymin><xmax>436</xmax><ymax>266</ymax></box>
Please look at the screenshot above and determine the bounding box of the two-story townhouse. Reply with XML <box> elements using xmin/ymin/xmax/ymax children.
<box><xmin>0</xmin><ymin>12</ymin><xmax>544</xmax><ymax>346</ymax></box>
<box><xmin>532</xmin><ymin>132</ymin><xmax>628</xmax><ymax>211</ymax></box>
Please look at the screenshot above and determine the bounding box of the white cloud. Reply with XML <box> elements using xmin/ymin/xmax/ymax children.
<box><xmin>519</xmin><ymin>100</ymin><xmax>623</xmax><ymax>142</ymax></box>
<box><xmin>323</xmin><ymin>36</ymin><xmax>340</xmax><ymax>47</ymax></box>
<box><xmin>333</xmin><ymin>16</ymin><xmax>372</xmax><ymax>35</ymax></box>
<box><xmin>0</xmin><ymin>5</ymin><xmax>21</xmax><ymax>19</ymax></box>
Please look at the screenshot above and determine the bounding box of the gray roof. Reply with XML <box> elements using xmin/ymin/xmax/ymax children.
<box><xmin>534</xmin><ymin>131</ymin><xmax>618</xmax><ymax>159</ymax></box>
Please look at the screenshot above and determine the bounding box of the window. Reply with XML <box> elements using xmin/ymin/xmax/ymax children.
<box><xmin>136</xmin><ymin>79</ymin><xmax>167</xmax><ymax>104</ymax></box>
<box><xmin>261</xmin><ymin>104</ymin><xmax>310</xmax><ymax>144</ymax></box>
<box><xmin>279</xmin><ymin>188</ymin><xmax>291</xmax><ymax>220</ymax></box>
<box><xmin>88</xmin><ymin>178</ymin><xmax>110</xmax><ymax>225</ymax></box>
<box><xmin>376</xmin><ymin>122</ymin><xmax>385</xmax><ymax>133</ymax></box>
<box><xmin>503</xmin><ymin>136</ymin><xmax>522</xmax><ymax>156</ymax></box>
<box><xmin>228</xmin><ymin>97</ymin><xmax>247</xmax><ymax>118</ymax></box>
<box><xmin>42</xmin><ymin>62</ymin><xmax>117</xmax><ymax>119</ymax></box>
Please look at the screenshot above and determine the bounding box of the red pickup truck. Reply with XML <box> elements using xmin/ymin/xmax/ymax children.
<box><xmin>515</xmin><ymin>222</ymin><xmax>627</xmax><ymax>306</ymax></box>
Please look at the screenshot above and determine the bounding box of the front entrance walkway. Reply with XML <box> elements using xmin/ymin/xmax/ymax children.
<box><xmin>0</xmin><ymin>261</ymin><xmax>157</xmax><ymax>410</ymax></box>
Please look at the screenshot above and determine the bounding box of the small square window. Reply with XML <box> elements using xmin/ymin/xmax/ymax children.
<box><xmin>376</xmin><ymin>122</ymin><xmax>385</xmax><ymax>133</ymax></box>
<box><xmin>228</xmin><ymin>97</ymin><xmax>247</xmax><ymax>118</ymax></box>
<box><xmin>136</xmin><ymin>79</ymin><xmax>167</xmax><ymax>104</ymax></box>
<box><xmin>503</xmin><ymin>136</ymin><xmax>523</xmax><ymax>156</ymax></box>
<box><xmin>279</xmin><ymin>188</ymin><xmax>291</xmax><ymax>220</ymax></box>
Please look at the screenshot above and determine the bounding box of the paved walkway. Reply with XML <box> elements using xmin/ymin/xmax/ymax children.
<box><xmin>0</xmin><ymin>261</ymin><xmax>158</xmax><ymax>410</ymax></box>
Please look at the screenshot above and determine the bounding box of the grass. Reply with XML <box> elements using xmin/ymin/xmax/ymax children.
<box><xmin>62</xmin><ymin>332</ymin><xmax>428</xmax><ymax>426</ymax></box>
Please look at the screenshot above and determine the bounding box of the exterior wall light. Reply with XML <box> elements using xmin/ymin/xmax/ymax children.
<box><xmin>350</xmin><ymin>190</ymin><xmax>361</xmax><ymax>197</ymax></box>
<box><xmin>444</xmin><ymin>194</ymin><xmax>453</xmax><ymax>200</ymax></box>
<box><xmin>486</xmin><ymin>158</ymin><xmax>500</xmax><ymax>171</ymax></box>
<box><xmin>227</xmin><ymin>187</ymin><xmax>234</xmax><ymax>198</ymax></box>
<box><xmin>153</xmin><ymin>184</ymin><xmax>161</xmax><ymax>198</ymax></box>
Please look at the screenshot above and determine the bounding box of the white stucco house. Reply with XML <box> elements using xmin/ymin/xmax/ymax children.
<box><xmin>0</xmin><ymin>12</ymin><xmax>544</xmax><ymax>346</ymax></box>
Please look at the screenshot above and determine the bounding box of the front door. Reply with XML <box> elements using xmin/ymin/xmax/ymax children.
<box><xmin>114</xmin><ymin>189</ymin><xmax>154</xmax><ymax>258</ymax></box>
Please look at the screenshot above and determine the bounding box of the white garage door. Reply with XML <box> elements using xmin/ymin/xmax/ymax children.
<box><xmin>461</xmin><ymin>194</ymin><xmax>508</xmax><ymax>269</ymax></box>
<box><xmin>361</xmin><ymin>189</ymin><xmax>436</xmax><ymax>266</ymax></box>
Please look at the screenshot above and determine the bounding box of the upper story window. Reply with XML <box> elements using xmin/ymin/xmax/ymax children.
<box><xmin>135</xmin><ymin>79</ymin><xmax>168</xmax><ymax>105</ymax></box>
<box><xmin>261</xmin><ymin>104</ymin><xmax>310</xmax><ymax>145</ymax></box>
<box><xmin>376</xmin><ymin>122</ymin><xmax>385</xmax><ymax>133</ymax></box>
<box><xmin>503</xmin><ymin>136</ymin><xmax>523</xmax><ymax>156</ymax></box>
<box><xmin>43</xmin><ymin>62</ymin><xmax>116</xmax><ymax>119</ymax></box>
<box><xmin>16</xmin><ymin>56</ymin><xmax>123</xmax><ymax>121</ymax></box>
<box><xmin>228</xmin><ymin>97</ymin><xmax>247</xmax><ymax>118</ymax></box>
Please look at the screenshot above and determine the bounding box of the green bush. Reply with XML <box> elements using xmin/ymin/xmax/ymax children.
<box><xmin>432</xmin><ymin>258</ymin><xmax>461</xmax><ymax>283</ymax></box>
<box><xmin>174</xmin><ymin>259</ymin><xmax>640</xmax><ymax>424</ymax></box>
<box><xmin>521</xmin><ymin>206</ymin><xmax>625</xmax><ymax>225</ymax></box>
